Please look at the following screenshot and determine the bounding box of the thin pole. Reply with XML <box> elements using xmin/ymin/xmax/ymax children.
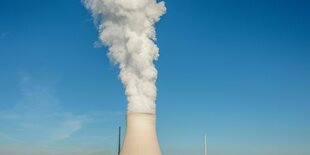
<box><xmin>118</xmin><ymin>126</ymin><xmax>121</xmax><ymax>155</ymax></box>
<box><xmin>204</xmin><ymin>134</ymin><xmax>207</xmax><ymax>155</ymax></box>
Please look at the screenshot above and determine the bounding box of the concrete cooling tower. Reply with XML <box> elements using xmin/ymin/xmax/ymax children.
<box><xmin>82</xmin><ymin>1</ymin><xmax>166</xmax><ymax>155</ymax></box>
<box><xmin>120</xmin><ymin>113</ymin><xmax>161</xmax><ymax>155</ymax></box>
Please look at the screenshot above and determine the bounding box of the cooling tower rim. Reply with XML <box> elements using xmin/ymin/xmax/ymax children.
<box><xmin>126</xmin><ymin>112</ymin><xmax>156</xmax><ymax>115</ymax></box>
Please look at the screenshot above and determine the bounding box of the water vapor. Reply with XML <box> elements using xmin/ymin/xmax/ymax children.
<box><xmin>83</xmin><ymin>0</ymin><xmax>166</xmax><ymax>113</ymax></box>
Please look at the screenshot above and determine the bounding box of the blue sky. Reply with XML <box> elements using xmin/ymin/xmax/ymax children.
<box><xmin>0</xmin><ymin>0</ymin><xmax>309</xmax><ymax>155</ymax></box>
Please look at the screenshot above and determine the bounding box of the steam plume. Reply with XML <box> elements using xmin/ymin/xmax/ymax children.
<box><xmin>83</xmin><ymin>0</ymin><xmax>166</xmax><ymax>114</ymax></box>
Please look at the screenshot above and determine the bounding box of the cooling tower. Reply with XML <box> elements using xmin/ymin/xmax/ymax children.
<box><xmin>120</xmin><ymin>113</ymin><xmax>161</xmax><ymax>155</ymax></box>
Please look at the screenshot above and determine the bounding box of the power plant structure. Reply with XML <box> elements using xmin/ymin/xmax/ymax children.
<box><xmin>83</xmin><ymin>0</ymin><xmax>166</xmax><ymax>154</ymax></box>
<box><xmin>117</xmin><ymin>114</ymin><xmax>208</xmax><ymax>155</ymax></box>
<box><xmin>119</xmin><ymin>113</ymin><xmax>161</xmax><ymax>155</ymax></box>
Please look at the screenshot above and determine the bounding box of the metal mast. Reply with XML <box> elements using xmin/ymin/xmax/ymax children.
<box><xmin>118</xmin><ymin>126</ymin><xmax>121</xmax><ymax>155</ymax></box>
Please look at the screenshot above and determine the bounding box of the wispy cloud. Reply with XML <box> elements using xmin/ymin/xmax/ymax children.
<box><xmin>0</xmin><ymin>112</ymin><xmax>22</xmax><ymax>119</ymax></box>
<box><xmin>0</xmin><ymin>132</ymin><xmax>22</xmax><ymax>143</ymax></box>
<box><xmin>0</xmin><ymin>72</ymin><xmax>89</xmax><ymax>143</ymax></box>
<box><xmin>0</xmin><ymin>71</ymin><xmax>124</xmax><ymax>155</ymax></box>
<box><xmin>52</xmin><ymin>119</ymin><xmax>83</xmax><ymax>140</ymax></box>
<box><xmin>50</xmin><ymin>113</ymin><xmax>92</xmax><ymax>140</ymax></box>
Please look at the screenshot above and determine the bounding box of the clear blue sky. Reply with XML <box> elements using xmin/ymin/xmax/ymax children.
<box><xmin>0</xmin><ymin>0</ymin><xmax>309</xmax><ymax>155</ymax></box>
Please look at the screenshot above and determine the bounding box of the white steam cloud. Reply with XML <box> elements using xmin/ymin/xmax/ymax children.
<box><xmin>83</xmin><ymin>0</ymin><xmax>166</xmax><ymax>114</ymax></box>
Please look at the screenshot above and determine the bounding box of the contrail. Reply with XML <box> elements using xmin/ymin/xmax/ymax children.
<box><xmin>83</xmin><ymin>0</ymin><xmax>166</xmax><ymax>114</ymax></box>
